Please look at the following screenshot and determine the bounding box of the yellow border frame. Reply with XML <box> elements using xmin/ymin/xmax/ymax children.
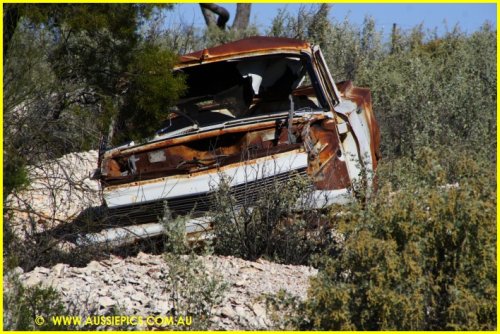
<box><xmin>0</xmin><ymin>1</ymin><xmax>497</xmax><ymax>333</ymax></box>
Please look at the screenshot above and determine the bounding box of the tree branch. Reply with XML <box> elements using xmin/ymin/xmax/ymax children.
<box><xmin>232</xmin><ymin>4</ymin><xmax>251</xmax><ymax>31</ymax></box>
<box><xmin>200</xmin><ymin>3</ymin><xmax>229</xmax><ymax>30</ymax></box>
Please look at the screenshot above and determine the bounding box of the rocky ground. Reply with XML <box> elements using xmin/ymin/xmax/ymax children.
<box><xmin>4</xmin><ymin>151</ymin><xmax>317</xmax><ymax>330</ymax></box>
<box><xmin>9</xmin><ymin>252</ymin><xmax>316</xmax><ymax>330</ymax></box>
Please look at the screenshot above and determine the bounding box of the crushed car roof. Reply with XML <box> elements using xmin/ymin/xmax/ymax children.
<box><xmin>178</xmin><ymin>36</ymin><xmax>310</xmax><ymax>66</ymax></box>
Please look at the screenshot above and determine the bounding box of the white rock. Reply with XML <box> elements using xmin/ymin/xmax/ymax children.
<box><xmin>221</xmin><ymin>306</ymin><xmax>236</xmax><ymax>318</ymax></box>
<box><xmin>13</xmin><ymin>267</ymin><xmax>24</xmax><ymax>276</ymax></box>
<box><xmin>96</xmin><ymin>288</ymin><xmax>109</xmax><ymax>296</ymax></box>
<box><xmin>86</xmin><ymin>260</ymin><xmax>103</xmax><ymax>272</ymax></box>
<box><xmin>52</xmin><ymin>263</ymin><xmax>67</xmax><ymax>277</ymax></box>
<box><xmin>126</xmin><ymin>277</ymin><xmax>140</xmax><ymax>285</ymax></box>
<box><xmin>251</xmin><ymin>303</ymin><xmax>266</xmax><ymax>318</ymax></box>
<box><xmin>17</xmin><ymin>248</ymin><xmax>318</xmax><ymax>330</ymax></box>
<box><xmin>234</xmin><ymin>280</ymin><xmax>247</xmax><ymax>287</ymax></box>
<box><xmin>35</xmin><ymin>267</ymin><xmax>51</xmax><ymax>274</ymax></box>
<box><xmin>129</xmin><ymin>291</ymin><xmax>146</xmax><ymax>302</ymax></box>
<box><xmin>23</xmin><ymin>274</ymin><xmax>43</xmax><ymax>287</ymax></box>
<box><xmin>122</xmin><ymin>285</ymin><xmax>136</xmax><ymax>294</ymax></box>
<box><xmin>152</xmin><ymin>300</ymin><xmax>171</xmax><ymax>314</ymax></box>
<box><xmin>234</xmin><ymin>305</ymin><xmax>248</xmax><ymax>319</ymax></box>
<box><xmin>98</xmin><ymin>296</ymin><xmax>116</xmax><ymax>308</ymax></box>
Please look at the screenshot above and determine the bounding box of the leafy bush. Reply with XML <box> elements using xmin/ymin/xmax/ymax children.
<box><xmin>210</xmin><ymin>172</ymin><xmax>330</xmax><ymax>265</ymax></box>
<box><xmin>358</xmin><ymin>24</ymin><xmax>496</xmax><ymax>159</ymax></box>
<box><xmin>267</xmin><ymin>5</ymin><xmax>496</xmax><ymax>161</ymax></box>
<box><xmin>162</xmin><ymin>253</ymin><xmax>228</xmax><ymax>330</ymax></box>
<box><xmin>160</xmin><ymin>202</ymin><xmax>191</xmax><ymax>255</ymax></box>
<box><xmin>3</xmin><ymin>274</ymin><xmax>73</xmax><ymax>330</ymax></box>
<box><xmin>3</xmin><ymin>152</ymin><xmax>29</xmax><ymax>200</ymax></box>
<box><xmin>297</xmin><ymin>148</ymin><xmax>496</xmax><ymax>330</ymax></box>
<box><xmin>160</xmin><ymin>205</ymin><xmax>228</xmax><ymax>330</ymax></box>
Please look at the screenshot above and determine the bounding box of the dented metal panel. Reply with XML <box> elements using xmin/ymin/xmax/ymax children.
<box><xmin>76</xmin><ymin>216</ymin><xmax>213</xmax><ymax>246</ymax></box>
<box><xmin>104</xmin><ymin>150</ymin><xmax>308</xmax><ymax>208</ymax></box>
<box><xmin>95</xmin><ymin>36</ymin><xmax>381</xmax><ymax>238</ymax></box>
<box><xmin>178</xmin><ymin>36</ymin><xmax>310</xmax><ymax>66</ymax></box>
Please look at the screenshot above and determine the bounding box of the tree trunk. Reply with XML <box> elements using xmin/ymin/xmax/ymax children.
<box><xmin>199</xmin><ymin>3</ymin><xmax>229</xmax><ymax>29</ymax></box>
<box><xmin>232</xmin><ymin>4</ymin><xmax>251</xmax><ymax>31</ymax></box>
<box><xmin>199</xmin><ymin>3</ymin><xmax>251</xmax><ymax>31</ymax></box>
<box><xmin>199</xmin><ymin>4</ymin><xmax>215</xmax><ymax>27</ymax></box>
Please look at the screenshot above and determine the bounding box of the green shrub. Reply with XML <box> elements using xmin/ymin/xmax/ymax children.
<box><xmin>268</xmin><ymin>6</ymin><xmax>496</xmax><ymax>161</ymax></box>
<box><xmin>162</xmin><ymin>253</ymin><xmax>227</xmax><ymax>330</ymax></box>
<box><xmin>298</xmin><ymin>148</ymin><xmax>496</xmax><ymax>330</ymax></box>
<box><xmin>160</xmin><ymin>205</ymin><xmax>228</xmax><ymax>330</ymax></box>
<box><xmin>3</xmin><ymin>152</ymin><xmax>29</xmax><ymax>200</ymax></box>
<box><xmin>210</xmin><ymin>173</ymin><xmax>329</xmax><ymax>265</ymax></box>
<box><xmin>263</xmin><ymin>289</ymin><xmax>306</xmax><ymax>330</ymax></box>
<box><xmin>161</xmin><ymin>202</ymin><xmax>191</xmax><ymax>255</ymax></box>
<box><xmin>3</xmin><ymin>274</ymin><xmax>73</xmax><ymax>330</ymax></box>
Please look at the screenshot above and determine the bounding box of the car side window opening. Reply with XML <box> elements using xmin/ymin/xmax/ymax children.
<box><xmin>166</xmin><ymin>54</ymin><xmax>326</xmax><ymax>132</ymax></box>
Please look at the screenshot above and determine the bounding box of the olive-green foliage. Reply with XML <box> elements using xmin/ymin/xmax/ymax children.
<box><xmin>3</xmin><ymin>4</ymin><xmax>184</xmax><ymax>198</ymax></box>
<box><xmin>160</xmin><ymin>205</ymin><xmax>227</xmax><ymax>330</ymax></box>
<box><xmin>201</xmin><ymin>24</ymin><xmax>259</xmax><ymax>49</ymax></box>
<box><xmin>118</xmin><ymin>45</ymin><xmax>186</xmax><ymax>142</ymax></box>
<box><xmin>268</xmin><ymin>6</ymin><xmax>496</xmax><ymax>161</ymax></box>
<box><xmin>159</xmin><ymin>19</ymin><xmax>259</xmax><ymax>55</ymax></box>
<box><xmin>160</xmin><ymin>202</ymin><xmax>191</xmax><ymax>255</ymax></box>
<box><xmin>267</xmin><ymin>16</ymin><xmax>495</xmax><ymax>328</ymax></box>
<box><xmin>3</xmin><ymin>149</ymin><xmax>29</xmax><ymax>200</ymax></box>
<box><xmin>268</xmin><ymin>6</ymin><xmax>383</xmax><ymax>82</ymax></box>
<box><xmin>163</xmin><ymin>253</ymin><xmax>228</xmax><ymax>330</ymax></box>
<box><xmin>4</xmin><ymin>274</ymin><xmax>73</xmax><ymax>330</ymax></box>
<box><xmin>359</xmin><ymin>24</ymin><xmax>496</xmax><ymax>159</ymax></box>
<box><xmin>299</xmin><ymin>148</ymin><xmax>496</xmax><ymax>330</ymax></box>
<box><xmin>211</xmin><ymin>174</ymin><xmax>328</xmax><ymax>265</ymax></box>
<box><xmin>263</xmin><ymin>289</ymin><xmax>306</xmax><ymax>330</ymax></box>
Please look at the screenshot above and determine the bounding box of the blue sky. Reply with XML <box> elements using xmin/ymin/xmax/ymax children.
<box><xmin>169</xmin><ymin>3</ymin><xmax>496</xmax><ymax>36</ymax></box>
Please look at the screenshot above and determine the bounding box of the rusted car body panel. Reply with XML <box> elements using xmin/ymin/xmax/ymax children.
<box><xmin>93</xmin><ymin>37</ymin><xmax>380</xmax><ymax>242</ymax></box>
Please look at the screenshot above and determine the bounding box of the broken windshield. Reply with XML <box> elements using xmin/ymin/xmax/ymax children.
<box><xmin>157</xmin><ymin>54</ymin><xmax>324</xmax><ymax>136</ymax></box>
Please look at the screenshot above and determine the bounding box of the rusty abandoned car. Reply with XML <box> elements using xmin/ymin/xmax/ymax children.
<box><xmin>87</xmin><ymin>36</ymin><xmax>381</xmax><ymax>244</ymax></box>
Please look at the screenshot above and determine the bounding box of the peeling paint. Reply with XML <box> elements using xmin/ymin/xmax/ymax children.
<box><xmin>96</xmin><ymin>36</ymin><xmax>381</xmax><ymax>236</ymax></box>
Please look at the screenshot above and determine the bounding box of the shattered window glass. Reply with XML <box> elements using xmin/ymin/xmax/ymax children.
<box><xmin>160</xmin><ymin>54</ymin><xmax>324</xmax><ymax>135</ymax></box>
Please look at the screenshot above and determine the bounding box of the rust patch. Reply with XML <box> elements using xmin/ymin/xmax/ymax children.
<box><xmin>103</xmin><ymin>159</ymin><xmax>121</xmax><ymax>177</ymax></box>
<box><xmin>104</xmin><ymin>148</ymin><xmax>305</xmax><ymax>191</ymax></box>
<box><xmin>303</xmin><ymin>120</ymin><xmax>351</xmax><ymax>190</ymax></box>
<box><xmin>337</xmin><ymin>80</ymin><xmax>382</xmax><ymax>169</ymax></box>
<box><xmin>178</xmin><ymin>36</ymin><xmax>310</xmax><ymax>66</ymax></box>
<box><xmin>109</xmin><ymin>121</ymin><xmax>279</xmax><ymax>158</ymax></box>
<box><xmin>99</xmin><ymin>37</ymin><xmax>382</xmax><ymax>222</ymax></box>
<box><xmin>101</xmin><ymin>122</ymin><xmax>306</xmax><ymax>187</ymax></box>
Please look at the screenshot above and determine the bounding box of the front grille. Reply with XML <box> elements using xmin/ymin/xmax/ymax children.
<box><xmin>105</xmin><ymin>168</ymin><xmax>307</xmax><ymax>226</ymax></box>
